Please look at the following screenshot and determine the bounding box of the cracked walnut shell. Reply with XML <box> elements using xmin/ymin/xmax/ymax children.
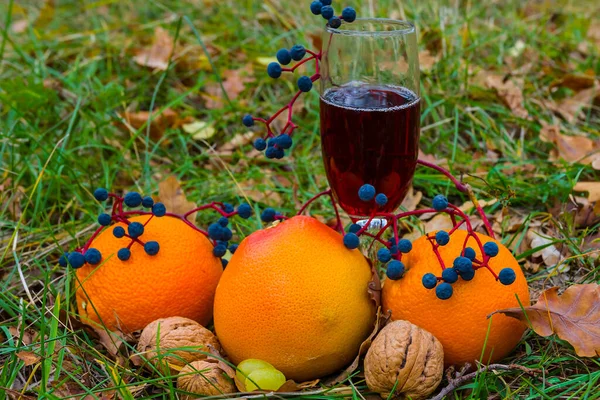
<box><xmin>177</xmin><ymin>360</ymin><xmax>237</xmax><ymax>398</ymax></box>
<box><xmin>365</xmin><ymin>320</ymin><xmax>444</xmax><ymax>400</ymax></box>
<box><xmin>137</xmin><ymin>316</ymin><xmax>221</xmax><ymax>370</ymax></box>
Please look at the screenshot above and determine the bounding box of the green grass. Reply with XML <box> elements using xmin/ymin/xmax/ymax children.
<box><xmin>1</xmin><ymin>0</ymin><xmax>599</xmax><ymax>398</ymax></box>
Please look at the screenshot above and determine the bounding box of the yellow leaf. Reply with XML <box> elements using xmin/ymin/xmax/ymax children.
<box><xmin>256</xmin><ymin>56</ymin><xmax>278</xmax><ymax>66</ymax></box>
<box><xmin>183</xmin><ymin>121</ymin><xmax>216</xmax><ymax>140</ymax></box>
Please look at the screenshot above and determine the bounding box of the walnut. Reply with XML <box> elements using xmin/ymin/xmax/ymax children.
<box><xmin>177</xmin><ymin>360</ymin><xmax>237</xmax><ymax>398</ymax></box>
<box><xmin>137</xmin><ymin>317</ymin><xmax>220</xmax><ymax>371</ymax></box>
<box><xmin>364</xmin><ymin>320</ymin><xmax>444</xmax><ymax>400</ymax></box>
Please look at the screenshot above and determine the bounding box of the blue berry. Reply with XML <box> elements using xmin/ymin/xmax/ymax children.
<box><xmin>435</xmin><ymin>230</ymin><xmax>450</xmax><ymax>246</ymax></box>
<box><xmin>390</xmin><ymin>245</ymin><xmax>399</xmax><ymax>255</ymax></box>
<box><xmin>310</xmin><ymin>0</ymin><xmax>323</xmax><ymax>15</ymax></box>
<box><xmin>124</xmin><ymin>192</ymin><xmax>142</xmax><ymax>207</ymax></box>
<box><xmin>261</xmin><ymin>208</ymin><xmax>276</xmax><ymax>222</ymax></box>
<box><xmin>68</xmin><ymin>252</ymin><xmax>86</xmax><ymax>269</ymax></box>
<box><xmin>422</xmin><ymin>273</ymin><xmax>438</xmax><ymax>289</ymax></box>
<box><xmin>321</xmin><ymin>0</ymin><xmax>332</xmax><ymax>5</ymax></box>
<box><xmin>142</xmin><ymin>196</ymin><xmax>154</xmax><ymax>208</ymax></box>
<box><xmin>117</xmin><ymin>248</ymin><xmax>131</xmax><ymax>261</ymax></box>
<box><xmin>254</xmin><ymin>138</ymin><xmax>267</xmax><ymax>151</ymax></box>
<box><xmin>377</xmin><ymin>248</ymin><xmax>392</xmax><ymax>263</ymax></box>
<box><xmin>222</xmin><ymin>227</ymin><xmax>233</xmax><ymax>241</ymax></box>
<box><xmin>386</xmin><ymin>260</ymin><xmax>405</xmax><ymax>280</ymax></box>
<box><xmin>98</xmin><ymin>213</ymin><xmax>112</xmax><ymax>226</ymax></box>
<box><xmin>208</xmin><ymin>223</ymin><xmax>224</xmax><ymax>240</ymax></box>
<box><xmin>483</xmin><ymin>242</ymin><xmax>499</xmax><ymax>257</ymax></box>
<box><xmin>289</xmin><ymin>45</ymin><xmax>306</xmax><ymax>61</ymax></box>
<box><xmin>343</xmin><ymin>233</ymin><xmax>360</xmax><ymax>249</ymax></box>
<box><xmin>432</xmin><ymin>195</ymin><xmax>449</xmax><ymax>211</ymax></box>
<box><xmin>213</xmin><ymin>244</ymin><xmax>227</xmax><ymax>257</ymax></box>
<box><xmin>328</xmin><ymin>16</ymin><xmax>341</xmax><ymax>28</ymax></box>
<box><xmin>398</xmin><ymin>239</ymin><xmax>412</xmax><ymax>253</ymax></box>
<box><xmin>144</xmin><ymin>241</ymin><xmax>160</xmax><ymax>256</ymax></box>
<box><xmin>94</xmin><ymin>188</ymin><xmax>109</xmax><ymax>201</ymax></box>
<box><xmin>274</xmin><ymin>147</ymin><xmax>285</xmax><ymax>159</ymax></box>
<box><xmin>84</xmin><ymin>248</ymin><xmax>102</xmax><ymax>265</ymax></box>
<box><xmin>128</xmin><ymin>222</ymin><xmax>144</xmax><ymax>238</ymax></box>
<box><xmin>441</xmin><ymin>268</ymin><xmax>459</xmax><ymax>283</ymax></box>
<box><xmin>436</xmin><ymin>282</ymin><xmax>453</xmax><ymax>300</ymax></box>
<box><xmin>223</xmin><ymin>203</ymin><xmax>235</xmax><ymax>213</ymax></box>
<box><xmin>221</xmin><ymin>258</ymin><xmax>229</xmax><ymax>268</ymax></box>
<box><xmin>348</xmin><ymin>223</ymin><xmax>361</xmax><ymax>234</ymax></box>
<box><xmin>237</xmin><ymin>203</ymin><xmax>252</xmax><ymax>219</ymax></box>
<box><xmin>297</xmin><ymin>76</ymin><xmax>313</xmax><ymax>92</ymax></box>
<box><xmin>267</xmin><ymin>138</ymin><xmax>276</xmax><ymax>147</ymax></box>
<box><xmin>375</xmin><ymin>193</ymin><xmax>388</xmax><ymax>206</ymax></box>
<box><xmin>229</xmin><ymin>244</ymin><xmax>239</xmax><ymax>254</ymax></box>
<box><xmin>152</xmin><ymin>202</ymin><xmax>166</xmax><ymax>217</ymax></box>
<box><xmin>453</xmin><ymin>256</ymin><xmax>473</xmax><ymax>274</ymax></box>
<box><xmin>59</xmin><ymin>253</ymin><xmax>69</xmax><ymax>267</ymax></box>
<box><xmin>113</xmin><ymin>226</ymin><xmax>125</xmax><ymax>238</ymax></box>
<box><xmin>242</xmin><ymin>114</ymin><xmax>254</xmax><ymax>127</ymax></box>
<box><xmin>341</xmin><ymin>7</ymin><xmax>356</xmax><ymax>22</ymax></box>
<box><xmin>358</xmin><ymin>184</ymin><xmax>376</xmax><ymax>202</ymax></box>
<box><xmin>218</xmin><ymin>217</ymin><xmax>229</xmax><ymax>227</ymax></box>
<box><xmin>267</xmin><ymin>62</ymin><xmax>282</xmax><ymax>79</ymax></box>
<box><xmin>498</xmin><ymin>268</ymin><xmax>516</xmax><ymax>285</ymax></box>
<box><xmin>463</xmin><ymin>247</ymin><xmax>476</xmax><ymax>261</ymax></box>
<box><xmin>461</xmin><ymin>268</ymin><xmax>475</xmax><ymax>281</ymax></box>
<box><xmin>276</xmin><ymin>48</ymin><xmax>292</xmax><ymax>65</ymax></box>
<box><xmin>321</xmin><ymin>5</ymin><xmax>334</xmax><ymax>19</ymax></box>
<box><xmin>265</xmin><ymin>146</ymin><xmax>277</xmax><ymax>159</ymax></box>
<box><xmin>277</xmin><ymin>134</ymin><xmax>293</xmax><ymax>149</ymax></box>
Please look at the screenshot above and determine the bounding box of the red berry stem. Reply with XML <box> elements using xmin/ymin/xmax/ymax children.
<box><xmin>416</xmin><ymin>159</ymin><xmax>495</xmax><ymax>239</ymax></box>
<box><xmin>250</xmin><ymin>50</ymin><xmax>321</xmax><ymax>142</ymax></box>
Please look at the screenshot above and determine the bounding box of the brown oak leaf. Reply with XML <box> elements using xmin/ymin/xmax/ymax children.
<box><xmin>483</xmin><ymin>73</ymin><xmax>529</xmax><ymax>119</ymax></box>
<box><xmin>492</xmin><ymin>284</ymin><xmax>600</xmax><ymax>357</ymax></box>
<box><xmin>539</xmin><ymin>125</ymin><xmax>600</xmax><ymax>169</ymax></box>
<box><xmin>133</xmin><ymin>27</ymin><xmax>174</xmax><ymax>70</ymax></box>
<box><xmin>156</xmin><ymin>176</ymin><xmax>197</xmax><ymax>222</ymax></box>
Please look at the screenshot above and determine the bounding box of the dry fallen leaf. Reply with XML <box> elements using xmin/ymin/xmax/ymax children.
<box><xmin>16</xmin><ymin>351</ymin><xmax>41</xmax><ymax>366</ymax></box>
<box><xmin>550</xmin><ymin>74</ymin><xmax>596</xmax><ymax>91</ymax></box>
<box><xmin>573</xmin><ymin>182</ymin><xmax>600</xmax><ymax>202</ymax></box>
<box><xmin>539</xmin><ymin>125</ymin><xmax>600</xmax><ymax>169</ymax></box>
<box><xmin>217</xmin><ymin>132</ymin><xmax>255</xmax><ymax>156</ymax></box>
<box><xmin>118</xmin><ymin>108</ymin><xmax>179</xmax><ymax>141</ymax></box>
<box><xmin>202</xmin><ymin>65</ymin><xmax>255</xmax><ymax>109</ymax></box>
<box><xmin>483</xmin><ymin>72</ymin><xmax>529</xmax><ymax>119</ymax></box>
<box><xmin>492</xmin><ymin>284</ymin><xmax>600</xmax><ymax>357</ymax></box>
<box><xmin>157</xmin><ymin>176</ymin><xmax>197</xmax><ymax>222</ymax></box>
<box><xmin>419</xmin><ymin>50</ymin><xmax>439</xmax><ymax>72</ymax></box>
<box><xmin>527</xmin><ymin>230</ymin><xmax>565</xmax><ymax>270</ymax></box>
<box><xmin>399</xmin><ymin>186</ymin><xmax>422</xmax><ymax>212</ymax></box>
<box><xmin>182</xmin><ymin>120</ymin><xmax>217</xmax><ymax>140</ymax></box>
<box><xmin>424</xmin><ymin>213</ymin><xmax>454</xmax><ymax>233</ymax></box>
<box><xmin>559</xmin><ymin>86</ymin><xmax>599</xmax><ymax>123</ymax></box>
<box><xmin>133</xmin><ymin>27</ymin><xmax>174</xmax><ymax>70</ymax></box>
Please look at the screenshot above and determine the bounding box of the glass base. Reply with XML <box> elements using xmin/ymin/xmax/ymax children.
<box><xmin>354</xmin><ymin>217</ymin><xmax>388</xmax><ymax>231</ymax></box>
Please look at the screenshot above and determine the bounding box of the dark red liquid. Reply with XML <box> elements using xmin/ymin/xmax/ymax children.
<box><xmin>320</xmin><ymin>85</ymin><xmax>420</xmax><ymax>218</ymax></box>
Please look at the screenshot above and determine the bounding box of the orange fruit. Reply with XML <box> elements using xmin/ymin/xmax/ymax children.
<box><xmin>382</xmin><ymin>230</ymin><xmax>530</xmax><ymax>366</ymax></box>
<box><xmin>75</xmin><ymin>215</ymin><xmax>222</xmax><ymax>333</ymax></box>
<box><xmin>213</xmin><ymin>215</ymin><xmax>376</xmax><ymax>382</ymax></box>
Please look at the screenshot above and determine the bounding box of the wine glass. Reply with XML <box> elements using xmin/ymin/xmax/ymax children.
<box><xmin>319</xmin><ymin>18</ymin><xmax>420</xmax><ymax>226</ymax></box>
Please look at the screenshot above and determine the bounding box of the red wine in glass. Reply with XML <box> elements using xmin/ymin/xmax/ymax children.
<box><xmin>320</xmin><ymin>85</ymin><xmax>420</xmax><ymax>218</ymax></box>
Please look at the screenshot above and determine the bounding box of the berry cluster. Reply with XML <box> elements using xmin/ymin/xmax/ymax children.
<box><xmin>294</xmin><ymin>161</ymin><xmax>517</xmax><ymax>301</ymax></box>
<box><xmin>241</xmin><ymin>1</ymin><xmax>357</xmax><ymax>160</ymax></box>
<box><xmin>419</xmin><ymin>235</ymin><xmax>516</xmax><ymax>300</ymax></box>
<box><xmin>59</xmin><ymin>188</ymin><xmax>255</xmax><ymax>270</ymax></box>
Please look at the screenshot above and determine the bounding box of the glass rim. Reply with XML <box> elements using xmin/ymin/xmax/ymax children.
<box><xmin>325</xmin><ymin>18</ymin><xmax>416</xmax><ymax>37</ymax></box>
